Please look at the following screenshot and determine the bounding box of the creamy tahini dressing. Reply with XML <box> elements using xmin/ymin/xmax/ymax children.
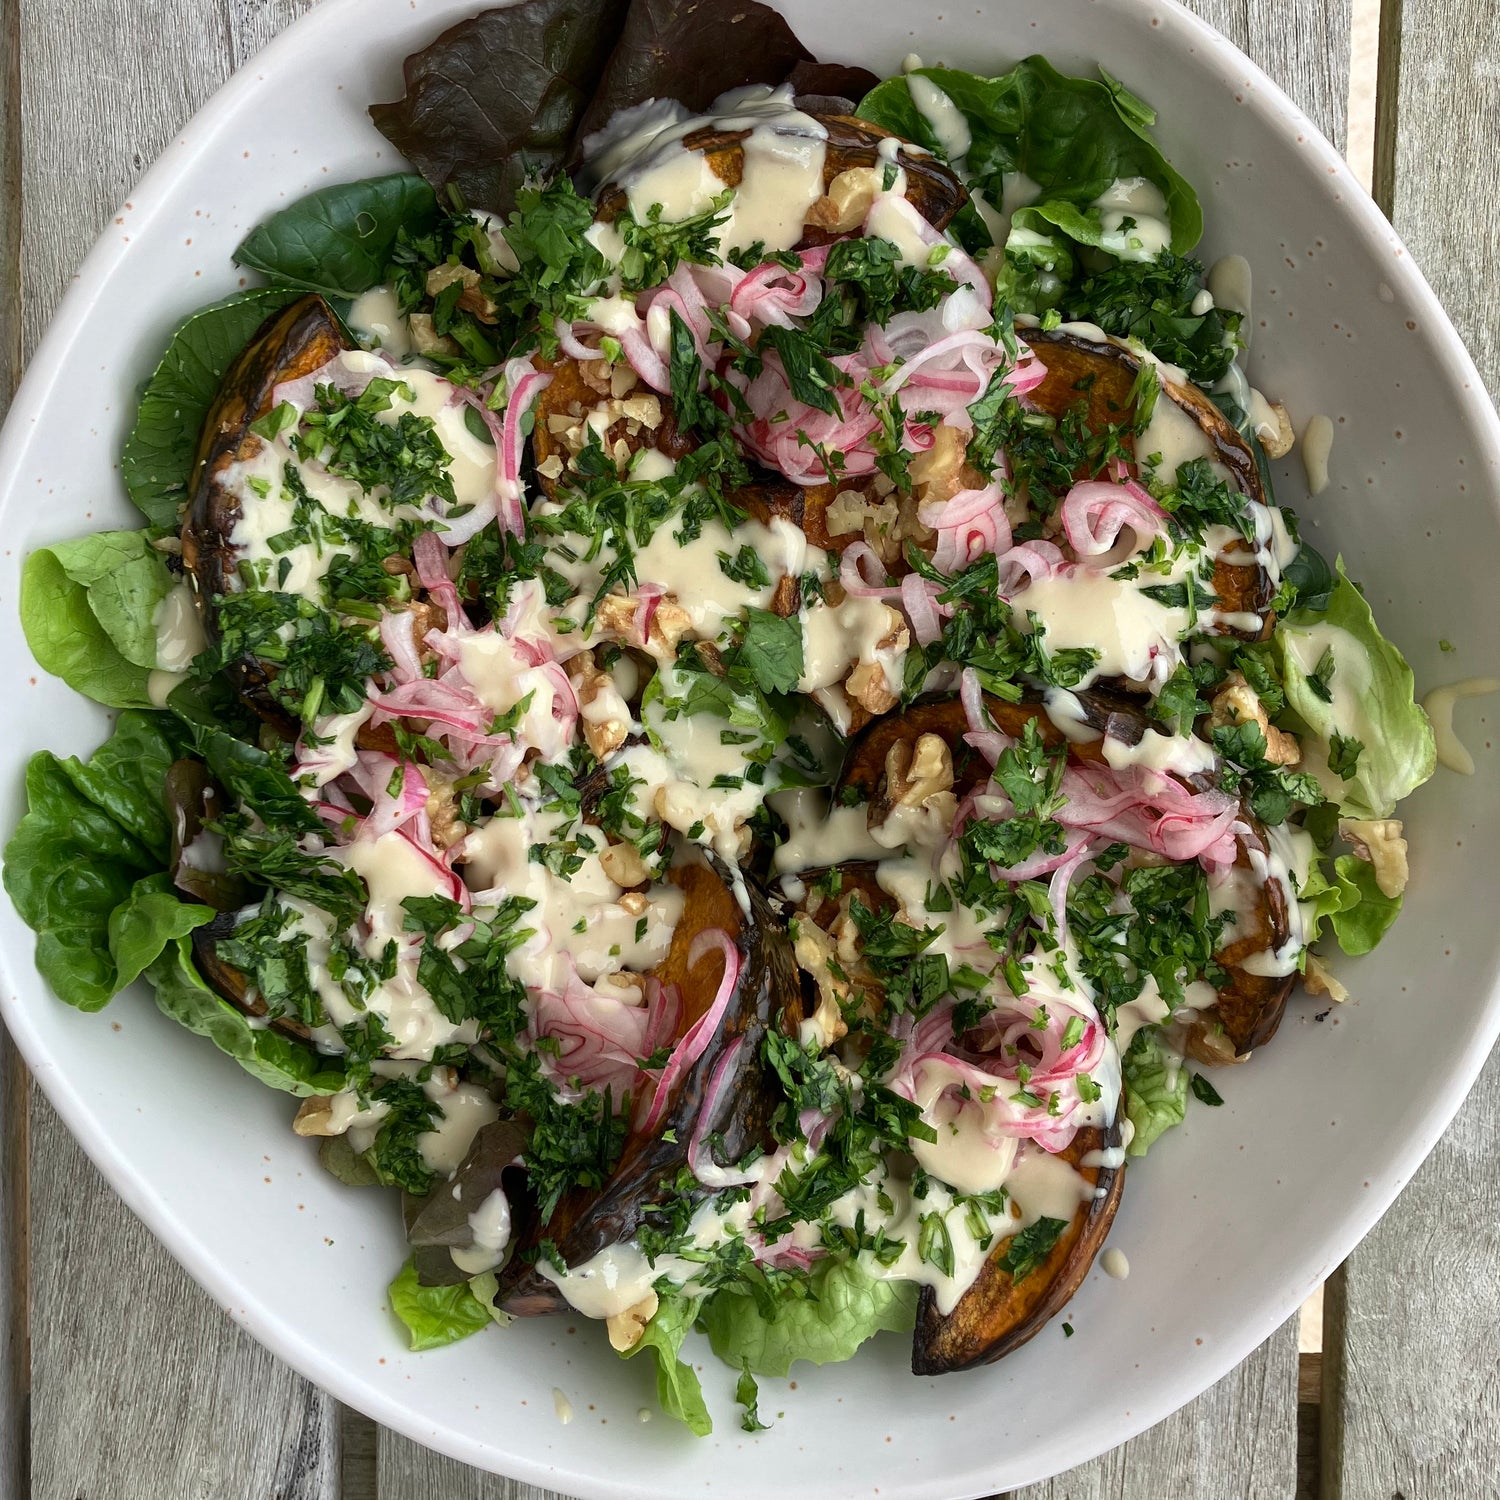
<box><xmin>1090</xmin><ymin>177</ymin><xmax>1173</xmax><ymax>261</ymax></box>
<box><xmin>584</xmin><ymin>86</ymin><xmax>828</xmax><ymax>259</ymax></box>
<box><xmin>148</xmin><ymin>580</ymin><xmax>207</xmax><ymax>706</ymax></box>
<box><xmin>224</xmin><ymin>350</ymin><xmax>496</xmax><ymax>602</ymax></box>
<box><xmin>1423</xmin><ymin>677</ymin><xmax>1500</xmax><ymax>775</ymax></box>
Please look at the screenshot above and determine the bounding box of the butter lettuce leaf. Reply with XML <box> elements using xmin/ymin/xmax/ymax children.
<box><xmin>388</xmin><ymin>1257</ymin><xmax>494</xmax><ymax>1351</ymax></box>
<box><xmin>146</xmin><ymin>936</ymin><xmax>345</xmax><ymax>1096</ymax></box>
<box><xmin>1121</xmin><ymin>1026</ymin><xmax>1188</xmax><ymax>1157</ymax></box>
<box><xmin>3</xmin><ymin>713</ymin><xmax>194</xmax><ymax>1010</ymax></box>
<box><xmin>620</xmin><ymin>1292</ymin><xmax>711</xmax><ymax>1436</ymax></box>
<box><xmin>1302</xmin><ymin>855</ymin><xmax>1403</xmax><ymax>958</ymax></box>
<box><xmin>1276</xmin><ymin>559</ymin><xmax>1435</xmax><ymax>819</ymax></box>
<box><xmin>699</xmin><ymin>1257</ymin><xmax>917</xmax><ymax>1380</ymax></box>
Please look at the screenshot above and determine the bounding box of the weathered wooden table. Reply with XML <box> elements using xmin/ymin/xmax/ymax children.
<box><xmin>1</xmin><ymin>0</ymin><xmax>1495</xmax><ymax>1495</ymax></box>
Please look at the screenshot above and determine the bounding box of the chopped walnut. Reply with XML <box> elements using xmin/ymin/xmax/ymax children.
<box><xmin>792</xmin><ymin>917</ymin><xmax>850</xmax><ymax>1045</ymax></box>
<box><xmin>618</xmin><ymin>890</ymin><xmax>649</xmax><ymax>917</ymax></box>
<box><xmin>1304</xmin><ymin>952</ymin><xmax>1350</xmax><ymax>1004</ymax></box>
<box><xmin>292</xmin><ymin>1096</ymin><xmax>336</xmax><ymax>1137</ymax></box>
<box><xmin>1259</xmin><ymin>401</ymin><xmax>1295</xmax><ymax>459</ymax></box>
<box><xmin>593</xmin><ymin>593</ymin><xmax>692</xmax><ymax>657</ymax></box>
<box><xmin>426</xmin><ymin>788</ymin><xmax>470</xmax><ymax>851</ymax></box>
<box><xmin>426</xmin><ymin>263</ymin><xmax>479</xmax><ymax>298</ymax></box>
<box><xmin>909</xmin><ymin>423</ymin><xmax>985</xmax><ymax>509</ymax></box>
<box><xmin>847</xmin><ymin>659</ymin><xmax>899</xmax><ymax>716</ymax></box>
<box><xmin>805</xmin><ymin>166</ymin><xmax>882</xmax><ymax>233</ymax></box>
<box><xmin>408</xmin><ymin>313</ymin><xmax>460</xmax><ymax>358</ymax></box>
<box><xmin>568</xmin><ymin>649</ymin><xmax>630</xmax><ymax>760</ymax></box>
<box><xmin>1209</xmin><ymin>673</ymin><xmax>1302</xmax><ymax>766</ymax></box>
<box><xmin>606</xmin><ymin>1292</ymin><xmax>659</xmax><ymax>1352</ymax></box>
<box><xmin>1339</xmin><ymin>817</ymin><xmax>1409</xmax><ymax>899</ymax></box>
<box><xmin>826</xmin><ymin>488</ymin><xmax>902</xmax><ymax>562</ymax></box>
<box><xmin>536</xmin><ymin>453</ymin><xmax>565</xmax><ymax>481</ymax></box>
<box><xmin>886</xmin><ymin>733</ymin><xmax>954</xmax><ymax>807</ymax></box>
<box><xmin>600</xmin><ymin>841</ymin><xmax>651</xmax><ymax>888</ymax></box>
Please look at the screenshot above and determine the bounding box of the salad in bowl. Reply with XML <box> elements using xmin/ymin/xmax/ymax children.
<box><xmin>5</xmin><ymin>0</ymin><xmax>1437</xmax><ymax>1434</ymax></box>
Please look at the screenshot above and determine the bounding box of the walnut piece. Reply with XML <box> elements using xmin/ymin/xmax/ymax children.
<box><xmin>1304</xmin><ymin>952</ymin><xmax>1350</xmax><ymax>1004</ymax></box>
<box><xmin>1339</xmin><ymin>817</ymin><xmax>1409</xmax><ymax>899</ymax></box>
<box><xmin>408</xmin><ymin>313</ymin><xmax>460</xmax><ymax>358</ymax></box>
<box><xmin>1259</xmin><ymin>400</ymin><xmax>1295</xmax><ymax>459</ymax></box>
<box><xmin>599</xmin><ymin>841</ymin><xmax>650</xmax><ymax>888</ymax></box>
<box><xmin>791</xmin><ymin>917</ymin><xmax>851</xmax><ymax>1046</ymax></box>
<box><xmin>606</xmin><ymin>1292</ymin><xmax>660</xmax><ymax>1352</ymax></box>
<box><xmin>885</xmin><ymin>733</ymin><xmax>954</xmax><ymax>807</ymax></box>
<box><xmin>568</xmin><ymin>649</ymin><xmax>630</xmax><ymax>760</ymax></box>
<box><xmin>805</xmin><ymin>166</ymin><xmax>881</xmax><ymax>233</ymax></box>
<box><xmin>1209</xmin><ymin>673</ymin><xmax>1302</xmax><ymax>766</ymax></box>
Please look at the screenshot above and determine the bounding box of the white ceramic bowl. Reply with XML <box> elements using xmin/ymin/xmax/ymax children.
<box><xmin>3</xmin><ymin>1</ymin><xmax>1498</xmax><ymax>1494</ymax></box>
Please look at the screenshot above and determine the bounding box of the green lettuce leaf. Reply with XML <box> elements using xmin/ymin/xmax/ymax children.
<box><xmin>619</xmin><ymin>1292</ymin><xmax>711</xmax><ymax>1437</ymax></box>
<box><xmin>145</xmin><ymin>936</ymin><xmax>345</xmax><ymax>1096</ymax></box>
<box><xmin>3</xmin><ymin>712</ymin><xmax>190</xmax><ymax>1009</ymax></box>
<box><xmin>19</xmin><ymin>533</ymin><xmax>174</xmax><ymax>709</ymax></box>
<box><xmin>109</xmin><ymin>872</ymin><xmax>214</xmax><ymax>991</ymax></box>
<box><xmin>857</xmin><ymin>59</ymin><xmax>1201</xmax><ymax>256</ymax></box>
<box><xmin>1121</xmin><ymin>1026</ymin><xmax>1187</xmax><ymax>1157</ymax></box>
<box><xmin>1303</xmin><ymin>855</ymin><xmax>1403</xmax><ymax>957</ymax></box>
<box><xmin>699</xmin><ymin>1257</ymin><xmax>918</xmax><ymax>1380</ymax></box>
<box><xmin>234</xmin><ymin>174</ymin><xmax>438</xmax><ymax>300</ymax></box>
<box><xmin>388</xmin><ymin>1257</ymin><xmax>495</xmax><ymax>1351</ymax></box>
<box><xmin>1276</xmin><ymin>560</ymin><xmax>1435</xmax><ymax>819</ymax></box>
<box><xmin>121</xmin><ymin>287</ymin><xmax>303</xmax><ymax>528</ymax></box>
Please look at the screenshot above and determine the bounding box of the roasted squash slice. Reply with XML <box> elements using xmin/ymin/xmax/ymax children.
<box><xmin>790</xmin><ymin>862</ymin><xmax>1126</xmax><ymax>1373</ymax></box>
<box><xmin>497</xmin><ymin>859</ymin><xmax>802</xmax><ymax>1314</ymax></box>
<box><xmin>595</xmin><ymin>111</ymin><xmax>967</xmax><ymax>241</ymax></box>
<box><xmin>910</xmin><ymin>1124</ymin><xmax>1125</xmax><ymax>1374</ymax></box>
<box><xmin>838</xmin><ymin>694</ymin><xmax>1296</xmax><ymax>1057</ymax></box>
<box><xmin>1025</xmin><ymin>327</ymin><xmax>1276</xmax><ymax>634</ymax></box>
<box><xmin>180</xmin><ymin>293</ymin><xmax>351</xmax><ymax>727</ymax></box>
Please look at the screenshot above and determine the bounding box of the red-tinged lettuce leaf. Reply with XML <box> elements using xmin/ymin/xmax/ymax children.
<box><xmin>369</xmin><ymin>0</ymin><xmax>632</xmax><ymax>214</ymax></box>
<box><xmin>570</xmin><ymin>0</ymin><xmax>813</xmax><ymax>148</ymax></box>
<box><xmin>786</xmin><ymin>59</ymin><xmax>881</xmax><ymax>114</ymax></box>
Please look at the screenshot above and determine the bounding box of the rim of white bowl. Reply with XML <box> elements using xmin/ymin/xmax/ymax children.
<box><xmin>2</xmin><ymin>0</ymin><xmax>1498</xmax><ymax>1493</ymax></box>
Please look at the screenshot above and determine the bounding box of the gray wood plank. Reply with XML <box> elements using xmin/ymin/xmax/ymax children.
<box><xmin>29</xmin><ymin>1097</ymin><xmax>341</xmax><ymax>1500</ymax></box>
<box><xmin>1009</xmin><ymin>1318</ymin><xmax>1302</xmax><ymax>1500</ymax></box>
<box><xmin>1011</xmin><ymin>0</ymin><xmax>1352</xmax><ymax>1486</ymax></box>
<box><xmin>378</xmin><ymin>1431</ymin><xmax>572</xmax><ymax>1500</ymax></box>
<box><xmin>18</xmin><ymin>0</ymin><xmax>340</xmax><ymax>1493</ymax></box>
<box><xmin>1</xmin><ymin>0</ymin><xmax>29</xmax><ymax>1493</ymax></box>
<box><xmin>1326</xmin><ymin>9</ymin><xmax>1500</xmax><ymax>1497</ymax></box>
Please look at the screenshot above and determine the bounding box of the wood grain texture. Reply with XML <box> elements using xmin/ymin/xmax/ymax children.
<box><xmin>1326</xmin><ymin>9</ymin><xmax>1500</xmax><ymax>1497</ymax></box>
<box><xmin>28</xmin><ymin>1098</ymin><xmax>341</xmax><ymax>1500</ymax></box>
<box><xmin>1012</xmin><ymin>0</ymin><xmax>1352</xmax><ymax>1485</ymax></box>
<box><xmin>1006</xmin><ymin>1318</ymin><xmax>1301</xmax><ymax>1500</ymax></box>
<box><xmin>18</xmin><ymin>0</ymin><xmax>340</xmax><ymax>1495</ymax></box>
<box><xmin>379</xmin><ymin>1431</ymin><xmax>572</xmax><ymax>1500</ymax></box>
<box><xmin>0</xmin><ymin>0</ymin><xmax>28</xmax><ymax>1492</ymax></box>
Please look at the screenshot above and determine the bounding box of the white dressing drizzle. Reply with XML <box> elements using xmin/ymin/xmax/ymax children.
<box><xmin>1423</xmin><ymin>677</ymin><xmax>1500</xmax><ymax>775</ymax></box>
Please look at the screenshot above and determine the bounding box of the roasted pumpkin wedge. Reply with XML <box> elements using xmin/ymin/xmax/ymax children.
<box><xmin>1024</xmin><ymin>326</ymin><xmax>1276</xmax><ymax>634</ymax></box>
<box><xmin>496</xmin><ymin>858</ymin><xmax>802</xmax><ymax>1314</ymax></box>
<box><xmin>910</xmin><ymin>1123</ymin><xmax>1125</xmax><ymax>1375</ymax></box>
<box><xmin>180</xmin><ymin>293</ymin><xmax>352</xmax><ymax>726</ymax></box>
<box><xmin>595</xmin><ymin>111</ymin><xmax>967</xmax><ymax>241</ymax></box>
<box><xmin>789</xmin><ymin>861</ymin><xmax>1126</xmax><ymax>1373</ymax></box>
<box><xmin>838</xmin><ymin>694</ymin><xmax>1296</xmax><ymax>1057</ymax></box>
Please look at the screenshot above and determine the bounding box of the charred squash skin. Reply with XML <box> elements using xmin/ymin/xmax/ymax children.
<box><xmin>910</xmin><ymin>1124</ymin><xmax>1125</xmax><ymax>1375</ymax></box>
<box><xmin>1024</xmin><ymin>327</ymin><xmax>1277</xmax><ymax>634</ymax></box>
<box><xmin>838</xmin><ymin>695</ymin><xmax>1296</xmax><ymax>1057</ymax></box>
<box><xmin>497</xmin><ymin>860</ymin><xmax>803</xmax><ymax>1315</ymax></box>
<box><xmin>179</xmin><ymin>293</ymin><xmax>351</xmax><ymax>728</ymax></box>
